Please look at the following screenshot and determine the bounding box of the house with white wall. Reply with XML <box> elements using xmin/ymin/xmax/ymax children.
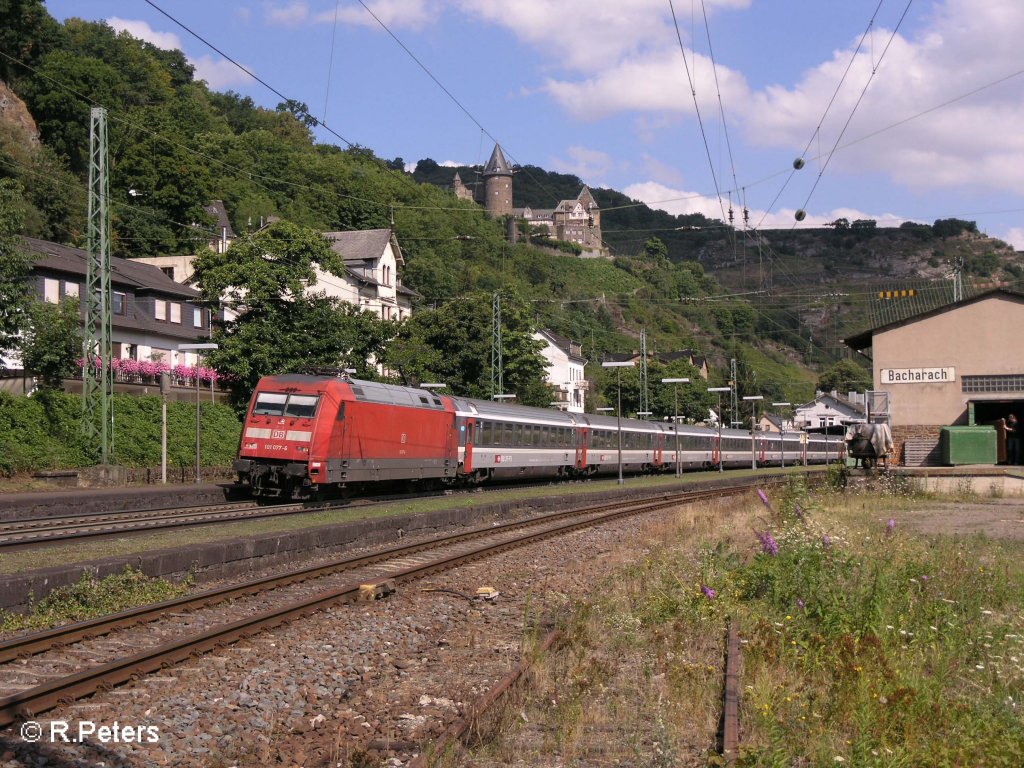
<box><xmin>2</xmin><ymin>238</ymin><xmax>214</xmax><ymax>388</ymax></box>
<box><xmin>135</xmin><ymin>225</ymin><xmax>417</xmax><ymax>322</ymax></box>
<box><xmin>534</xmin><ymin>329</ymin><xmax>588</xmax><ymax>413</ymax></box>
<box><xmin>794</xmin><ymin>391</ymin><xmax>866</xmax><ymax>429</ymax></box>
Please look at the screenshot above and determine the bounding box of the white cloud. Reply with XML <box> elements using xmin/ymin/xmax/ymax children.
<box><xmin>455</xmin><ymin>0</ymin><xmax>749</xmax><ymax>72</ymax></box>
<box><xmin>1001</xmin><ymin>228</ymin><xmax>1024</xmax><ymax>250</ymax></box>
<box><xmin>264</xmin><ymin>0</ymin><xmax>434</xmax><ymax>29</ymax></box>
<box><xmin>741</xmin><ymin>0</ymin><xmax>1024</xmax><ymax>194</ymax></box>
<box><xmin>623</xmin><ymin>180</ymin><xmax>899</xmax><ymax>230</ymax></box>
<box><xmin>192</xmin><ymin>56</ymin><xmax>255</xmax><ymax>89</ymax></box>
<box><xmin>107</xmin><ymin>17</ymin><xmax>183</xmax><ymax>50</ymax></box>
<box><xmin>107</xmin><ymin>17</ymin><xmax>254</xmax><ymax>89</ymax></box>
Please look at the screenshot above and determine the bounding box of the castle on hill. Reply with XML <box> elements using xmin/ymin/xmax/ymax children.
<box><xmin>451</xmin><ymin>144</ymin><xmax>606</xmax><ymax>257</ymax></box>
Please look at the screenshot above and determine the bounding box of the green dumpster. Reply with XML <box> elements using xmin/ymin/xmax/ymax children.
<box><xmin>940</xmin><ymin>426</ymin><xmax>997</xmax><ymax>465</ymax></box>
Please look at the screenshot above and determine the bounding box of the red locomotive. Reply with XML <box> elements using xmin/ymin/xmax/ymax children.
<box><xmin>233</xmin><ymin>374</ymin><xmax>845</xmax><ymax>500</ymax></box>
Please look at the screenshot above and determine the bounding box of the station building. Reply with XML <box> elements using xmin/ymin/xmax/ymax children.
<box><xmin>844</xmin><ymin>289</ymin><xmax>1024</xmax><ymax>465</ymax></box>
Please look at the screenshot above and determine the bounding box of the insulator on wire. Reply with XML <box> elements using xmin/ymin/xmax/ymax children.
<box><xmin>795</xmin><ymin>209</ymin><xmax>807</xmax><ymax>221</ymax></box>
<box><xmin>793</xmin><ymin>158</ymin><xmax>805</xmax><ymax>170</ymax></box>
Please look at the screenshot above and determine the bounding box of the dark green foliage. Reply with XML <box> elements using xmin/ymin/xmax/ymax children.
<box><xmin>19</xmin><ymin>297</ymin><xmax>81</xmax><ymax>388</ymax></box>
<box><xmin>0</xmin><ymin>390</ymin><xmax>240</xmax><ymax>474</ymax></box>
<box><xmin>933</xmin><ymin>218</ymin><xmax>979</xmax><ymax>238</ymax></box>
<box><xmin>817</xmin><ymin>359</ymin><xmax>872</xmax><ymax>394</ymax></box>
<box><xmin>194</xmin><ymin>221</ymin><xmax>398</xmax><ymax>410</ymax></box>
<box><xmin>385</xmin><ymin>290</ymin><xmax>548</xmax><ymax>404</ymax></box>
<box><xmin>0</xmin><ymin>179</ymin><xmax>32</xmax><ymax>361</ymax></box>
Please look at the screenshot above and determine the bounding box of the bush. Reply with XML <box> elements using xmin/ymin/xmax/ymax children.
<box><xmin>0</xmin><ymin>390</ymin><xmax>241</xmax><ymax>472</ymax></box>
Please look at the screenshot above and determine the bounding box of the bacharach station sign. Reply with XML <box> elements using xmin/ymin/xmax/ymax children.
<box><xmin>880</xmin><ymin>367</ymin><xmax>956</xmax><ymax>384</ymax></box>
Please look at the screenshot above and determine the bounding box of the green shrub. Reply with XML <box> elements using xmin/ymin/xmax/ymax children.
<box><xmin>0</xmin><ymin>390</ymin><xmax>240</xmax><ymax>472</ymax></box>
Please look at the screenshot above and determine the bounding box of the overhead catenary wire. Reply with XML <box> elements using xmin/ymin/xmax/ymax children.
<box><xmin>755</xmin><ymin>0</ymin><xmax>887</xmax><ymax>230</ymax></box>
<box><xmin>792</xmin><ymin>0</ymin><xmax>916</xmax><ymax>224</ymax></box>
<box><xmin>667</xmin><ymin>0</ymin><xmax>727</xmax><ymax>223</ymax></box>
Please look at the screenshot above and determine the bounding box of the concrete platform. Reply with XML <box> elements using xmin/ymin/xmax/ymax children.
<box><xmin>890</xmin><ymin>465</ymin><xmax>1024</xmax><ymax>495</ymax></box>
<box><xmin>0</xmin><ymin>483</ymin><xmax>242</xmax><ymax>520</ymax></box>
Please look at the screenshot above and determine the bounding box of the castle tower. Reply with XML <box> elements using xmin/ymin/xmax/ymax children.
<box><xmin>482</xmin><ymin>144</ymin><xmax>513</xmax><ymax>218</ymax></box>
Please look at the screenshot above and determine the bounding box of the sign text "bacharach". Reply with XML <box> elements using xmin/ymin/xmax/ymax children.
<box><xmin>880</xmin><ymin>367</ymin><xmax>956</xmax><ymax>384</ymax></box>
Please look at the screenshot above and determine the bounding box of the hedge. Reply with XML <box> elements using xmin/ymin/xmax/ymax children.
<box><xmin>0</xmin><ymin>390</ymin><xmax>242</xmax><ymax>475</ymax></box>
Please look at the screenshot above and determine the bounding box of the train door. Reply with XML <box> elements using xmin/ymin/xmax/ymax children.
<box><xmin>461</xmin><ymin>417</ymin><xmax>475</xmax><ymax>472</ymax></box>
<box><xmin>577</xmin><ymin>427</ymin><xmax>588</xmax><ymax>471</ymax></box>
<box><xmin>712</xmin><ymin>434</ymin><xmax>721</xmax><ymax>466</ymax></box>
<box><xmin>800</xmin><ymin>432</ymin><xmax>808</xmax><ymax>466</ymax></box>
<box><xmin>653</xmin><ymin>432</ymin><xmax>663</xmax><ymax>468</ymax></box>
<box><xmin>759</xmin><ymin>436</ymin><xmax>768</xmax><ymax>464</ymax></box>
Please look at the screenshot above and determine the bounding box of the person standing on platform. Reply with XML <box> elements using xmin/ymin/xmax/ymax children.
<box><xmin>1007</xmin><ymin>414</ymin><xmax>1021</xmax><ymax>465</ymax></box>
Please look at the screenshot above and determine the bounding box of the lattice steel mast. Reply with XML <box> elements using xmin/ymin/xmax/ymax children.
<box><xmin>491</xmin><ymin>292</ymin><xmax>503</xmax><ymax>399</ymax></box>
<box><xmin>84</xmin><ymin>107</ymin><xmax>113</xmax><ymax>462</ymax></box>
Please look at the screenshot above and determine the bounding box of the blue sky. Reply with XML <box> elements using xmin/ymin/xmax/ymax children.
<box><xmin>44</xmin><ymin>1</ymin><xmax>1024</xmax><ymax>248</ymax></box>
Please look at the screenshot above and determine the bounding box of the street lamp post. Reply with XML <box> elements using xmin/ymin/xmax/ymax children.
<box><xmin>662</xmin><ymin>377</ymin><xmax>690</xmax><ymax>478</ymax></box>
<box><xmin>772</xmin><ymin>402</ymin><xmax>791</xmax><ymax>468</ymax></box>
<box><xmin>743</xmin><ymin>395</ymin><xmax>764</xmax><ymax>470</ymax></box>
<box><xmin>178</xmin><ymin>343</ymin><xmax>219</xmax><ymax>484</ymax></box>
<box><xmin>708</xmin><ymin>387</ymin><xmax>730</xmax><ymax>472</ymax></box>
<box><xmin>602</xmin><ymin>361</ymin><xmax>635</xmax><ymax>485</ymax></box>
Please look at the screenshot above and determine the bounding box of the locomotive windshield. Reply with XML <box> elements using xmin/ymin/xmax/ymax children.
<box><xmin>252</xmin><ymin>392</ymin><xmax>321</xmax><ymax>418</ymax></box>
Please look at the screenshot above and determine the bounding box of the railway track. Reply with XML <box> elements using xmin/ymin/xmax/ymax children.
<box><xmin>0</xmin><ymin>480</ymin><xmax>768</xmax><ymax>726</ymax></box>
<box><xmin>0</xmin><ymin>500</ymin><xmax>314</xmax><ymax>549</ymax></box>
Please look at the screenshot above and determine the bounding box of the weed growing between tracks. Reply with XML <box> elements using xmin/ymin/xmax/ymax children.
<box><xmin>0</xmin><ymin>565</ymin><xmax>191</xmax><ymax>633</ymax></box>
<box><xmin>468</xmin><ymin>479</ymin><xmax>1024</xmax><ymax>767</ymax></box>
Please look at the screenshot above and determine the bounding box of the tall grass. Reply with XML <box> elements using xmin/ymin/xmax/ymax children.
<box><xmin>704</xmin><ymin>479</ymin><xmax>1024</xmax><ymax>766</ymax></box>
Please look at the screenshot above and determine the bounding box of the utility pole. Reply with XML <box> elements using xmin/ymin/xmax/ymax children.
<box><xmin>639</xmin><ymin>327</ymin><xmax>648</xmax><ymax>419</ymax></box>
<box><xmin>491</xmin><ymin>292</ymin><xmax>503</xmax><ymax>399</ymax></box>
<box><xmin>952</xmin><ymin>256</ymin><xmax>964</xmax><ymax>302</ymax></box>
<box><xmin>729</xmin><ymin>358</ymin><xmax>739</xmax><ymax>426</ymax></box>
<box><xmin>83</xmin><ymin>107</ymin><xmax>113</xmax><ymax>463</ymax></box>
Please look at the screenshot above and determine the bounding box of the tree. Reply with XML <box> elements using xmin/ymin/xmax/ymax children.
<box><xmin>817</xmin><ymin>359</ymin><xmax>871</xmax><ymax>394</ymax></box>
<box><xmin>19</xmin><ymin>297</ymin><xmax>81</xmax><ymax>388</ymax></box>
<box><xmin>192</xmin><ymin>221</ymin><xmax>397</xmax><ymax>408</ymax></box>
<box><xmin>0</xmin><ymin>180</ymin><xmax>32</xmax><ymax>365</ymax></box>
<box><xmin>384</xmin><ymin>290</ymin><xmax>547</xmax><ymax>404</ymax></box>
<box><xmin>643</xmin><ymin>236</ymin><xmax>668</xmax><ymax>261</ymax></box>
<box><xmin>596</xmin><ymin>359</ymin><xmax>712</xmax><ymax>422</ymax></box>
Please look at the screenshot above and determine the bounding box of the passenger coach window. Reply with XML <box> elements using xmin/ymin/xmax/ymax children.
<box><xmin>284</xmin><ymin>394</ymin><xmax>320</xmax><ymax>418</ymax></box>
<box><xmin>253</xmin><ymin>392</ymin><xmax>287</xmax><ymax>416</ymax></box>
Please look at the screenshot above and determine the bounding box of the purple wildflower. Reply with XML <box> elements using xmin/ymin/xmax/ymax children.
<box><xmin>796</xmin><ymin>598</ymin><xmax>806</xmax><ymax>610</ymax></box>
<box><xmin>921</xmin><ymin>575</ymin><xmax>929</xmax><ymax>582</ymax></box>
<box><xmin>757</xmin><ymin>529</ymin><xmax>779</xmax><ymax>557</ymax></box>
<box><xmin>886</xmin><ymin>518</ymin><xmax>896</xmax><ymax>535</ymax></box>
<box><xmin>701</xmin><ymin>585</ymin><xmax>717</xmax><ymax>600</ymax></box>
<box><xmin>822</xmin><ymin>533</ymin><xmax>832</xmax><ymax>549</ymax></box>
<box><xmin>757</xmin><ymin>488</ymin><xmax>772</xmax><ymax>510</ymax></box>
<box><xmin>794</xmin><ymin>503</ymin><xmax>805</xmax><ymax>521</ymax></box>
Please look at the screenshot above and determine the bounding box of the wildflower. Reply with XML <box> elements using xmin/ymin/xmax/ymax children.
<box><xmin>701</xmin><ymin>585</ymin><xmax>717</xmax><ymax>600</ymax></box>
<box><xmin>921</xmin><ymin>575</ymin><xmax>930</xmax><ymax>581</ymax></box>
<box><xmin>794</xmin><ymin>502</ymin><xmax>805</xmax><ymax>520</ymax></box>
<box><xmin>822</xmin><ymin>533</ymin><xmax>832</xmax><ymax>548</ymax></box>
<box><xmin>757</xmin><ymin>529</ymin><xmax>779</xmax><ymax>556</ymax></box>
<box><xmin>886</xmin><ymin>518</ymin><xmax>896</xmax><ymax>535</ymax></box>
<box><xmin>796</xmin><ymin>598</ymin><xmax>806</xmax><ymax>610</ymax></box>
<box><xmin>757</xmin><ymin>488</ymin><xmax>772</xmax><ymax>510</ymax></box>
